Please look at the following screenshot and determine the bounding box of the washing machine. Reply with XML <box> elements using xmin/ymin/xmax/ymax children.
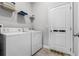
<box><xmin>0</xmin><ymin>28</ymin><xmax>31</xmax><ymax>56</ymax></box>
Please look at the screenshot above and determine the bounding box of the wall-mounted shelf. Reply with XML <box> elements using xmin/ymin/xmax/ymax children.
<box><xmin>18</xmin><ymin>11</ymin><xmax>28</xmax><ymax>16</ymax></box>
<box><xmin>0</xmin><ymin>2</ymin><xmax>15</xmax><ymax>11</ymax></box>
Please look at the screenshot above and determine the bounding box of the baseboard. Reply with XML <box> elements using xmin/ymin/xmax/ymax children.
<box><xmin>43</xmin><ymin>45</ymin><xmax>49</xmax><ymax>49</ymax></box>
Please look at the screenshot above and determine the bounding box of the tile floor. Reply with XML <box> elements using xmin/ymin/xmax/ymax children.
<box><xmin>34</xmin><ymin>48</ymin><xmax>69</xmax><ymax>56</ymax></box>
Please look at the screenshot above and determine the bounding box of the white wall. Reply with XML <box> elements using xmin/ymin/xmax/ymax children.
<box><xmin>0</xmin><ymin>2</ymin><xmax>32</xmax><ymax>28</ymax></box>
<box><xmin>32</xmin><ymin>2</ymin><xmax>49</xmax><ymax>46</ymax></box>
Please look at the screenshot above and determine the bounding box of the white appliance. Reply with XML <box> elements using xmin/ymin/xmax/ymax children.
<box><xmin>48</xmin><ymin>3</ymin><xmax>73</xmax><ymax>54</ymax></box>
<box><xmin>5</xmin><ymin>32</ymin><xmax>31</xmax><ymax>56</ymax></box>
<box><xmin>0</xmin><ymin>28</ymin><xmax>31</xmax><ymax>56</ymax></box>
<box><xmin>23</xmin><ymin>28</ymin><xmax>43</xmax><ymax>55</ymax></box>
<box><xmin>31</xmin><ymin>31</ymin><xmax>42</xmax><ymax>55</ymax></box>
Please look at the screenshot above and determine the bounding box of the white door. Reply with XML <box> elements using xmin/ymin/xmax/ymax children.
<box><xmin>48</xmin><ymin>4</ymin><xmax>72</xmax><ymax>54</ymax></box>
<box><xmin>74</xmin><ymin>3</ymin><xmax>79</xmax><ymax>56</ymax></box>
